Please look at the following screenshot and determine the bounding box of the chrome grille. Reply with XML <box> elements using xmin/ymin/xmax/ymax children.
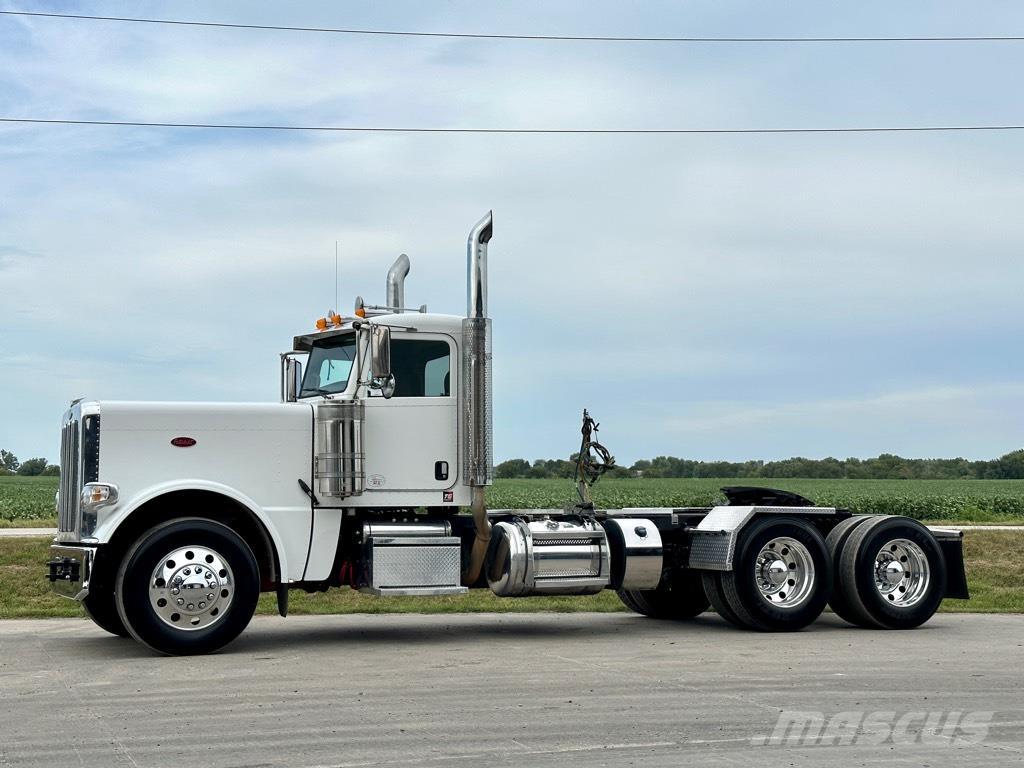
<box><xmin>58</xmin><ymin>417</ymin><xmax>81</xmax><ymax>533</ymax></box>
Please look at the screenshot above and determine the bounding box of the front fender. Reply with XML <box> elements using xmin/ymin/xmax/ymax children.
<box><xmin>94</xmin><ymin>479</ymin><xmax>298</xmax><ymax>582</ymax></box>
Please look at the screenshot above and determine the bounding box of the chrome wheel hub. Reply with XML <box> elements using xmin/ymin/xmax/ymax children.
<box><xmin>754</xmin><ymin>537</ymin><xmax>815</xmax><ymax>609</ymax></box>
<box><xmin>873</xmin><ymin>538</ymin><xmax>930</xmax><ymax>607</ymax></box>
<box><xmin>149</xmin><ymin>546</ymin><xmax>234</xmax><ymax>630</ymax></box>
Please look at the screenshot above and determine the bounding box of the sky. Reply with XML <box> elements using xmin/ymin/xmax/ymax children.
<box><xmin>2</xmin><ymin>1</ymin><xmax>1024</xmax><ymax>465</ymax></box>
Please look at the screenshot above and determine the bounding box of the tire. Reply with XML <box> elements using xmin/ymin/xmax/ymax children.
<box><xmin>115</xmin><ymin>518</ymin><xmax>260</xmax><ymax>655</ymax></box>
<box><xmin>80</xmin><ymin>549</ymin><xmax>130</xmax><ymax>637</ymax></box>
<box><xmin>701</xmin><ymin>571</ymin><xmax>752</xmax><ymax>628</ymax></box>
<box><xmin>82</xmin><ymin>591</ymin><xmax>130</xmax><ymax>638</ymax></box>
<box><xmin>824</xmin><ymin>515</ymin><xmax>876</xmax><ymax>626</ymax></box>
<box><xmin>837</xmin><ymin>516</ymin><xmax>947</xmax><ymax>630</ymax></box>
<box><xmin>719</xmin><ymin>517</ymin><xmax>832</xmax><ymax>632</ymax></box>
<box><xmin>617</xmin><ymin>570</ymin><xmax>710</xmax><ymax>619</ymax></box>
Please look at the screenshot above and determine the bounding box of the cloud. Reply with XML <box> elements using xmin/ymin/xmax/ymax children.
<box><xmin>0</xmin><ymin>245</ymin><xmax>42</xmax><ymax>269</ymax></box>
<box><xmin>3</xmin><ymin>1</ymin><xmax>1024</xmax><ymax>462</ymax></box>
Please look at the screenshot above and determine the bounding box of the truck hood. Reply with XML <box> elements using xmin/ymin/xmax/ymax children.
<box><xmin>89</xmin><ymin>400</ymin><xmax>314</xmax><ymax>546</ymax></box>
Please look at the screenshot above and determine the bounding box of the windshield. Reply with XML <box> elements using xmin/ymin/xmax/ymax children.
<box><xmin>300</xmin><ymin>334</ymin><xmax>357</xmax><ymax>397</ymax></box>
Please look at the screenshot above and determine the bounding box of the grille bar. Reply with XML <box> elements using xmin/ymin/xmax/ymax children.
<box><xmin>57</xmin><ymin>417</ymin><xmax>81</xmax><ymax>533</ymax></box>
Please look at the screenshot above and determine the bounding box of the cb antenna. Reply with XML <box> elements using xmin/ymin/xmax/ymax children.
<box><xmin>334</xmin><ymin>240</ymin><xmax>339</xmax><ymax>313</ymax></box>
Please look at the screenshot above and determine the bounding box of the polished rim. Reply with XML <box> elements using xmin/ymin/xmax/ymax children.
<box><xmin>873</xmin><ymin>538</ymin><xmax>930</xmax><ymax>608</ymax></box>
<box><xmin>148</xmin><ymin>546</ymin><xmax>234</xmax><ymax>631</ymax></box>
<box><xmin>754</xmin><ymin>537</ymin><xmax>815</xmax><ymax>609</ymax></box>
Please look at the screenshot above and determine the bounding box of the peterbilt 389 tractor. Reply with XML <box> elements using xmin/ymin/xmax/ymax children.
<box><xmin>47</xmin><ymin>212</ymin><xmax>969</xmax><ymax>655</ymax></box>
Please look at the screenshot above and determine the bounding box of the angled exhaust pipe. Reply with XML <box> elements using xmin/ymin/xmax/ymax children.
<box><xmin>467</xmin><ymin>212</ymin><xmax>492</xmax><ymax>320</ymax></box>
<box><xmin>462</xmin><ymin>211</ymin><xmax>494</xmax><ymax>585</ymax></box>
<box><xmin>386</xmin><ymin>253</ymin><xmax>410</xmax><ymax>312</ymax></box>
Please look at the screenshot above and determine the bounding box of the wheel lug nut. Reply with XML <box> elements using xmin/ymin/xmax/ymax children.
<box><xmin>187</xmin><ymin>603</ymin><xmax>194</xmax><ymax>610</ymax></box>
<box><xmin>199</xmin><ymin>602</ymin><xmax>206</xmax><ymax>609</ymax></box>
<box><xmin>176</xmin><ymin>598</ymin><xmax>184</xmax><ymax>606</ymax></box>
<box><xmin>171</xmin><ymin>588</ymin><xmax>179</xmax><ymax>595</ymax></box>
<box><xmin>207</xmin><ymin>593</ymin><xmax>214</xmax><ymax>600</ymax></box>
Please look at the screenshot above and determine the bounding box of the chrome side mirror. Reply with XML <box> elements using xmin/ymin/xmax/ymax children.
<box><xmin>365</xmin><ymin>324</ymin><xmax>395</xmax><ymax>399</ymax></box>
<box><xmin>377</xmin><ymin>372</ymin><xmax>396</xmax><ymax>399</ymax></box>
<box><xmin>369</xmin><ymin>324</ymin><xmax>391</xmax><ymax>379</ymax></box>
<box><xmin>281</xmin><ymin>353</ymin><xmax>303</xmax><ymax>402</ymax></box>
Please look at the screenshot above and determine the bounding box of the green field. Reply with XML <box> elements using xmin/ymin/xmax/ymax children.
<box><xmin>0</xmin><ymin>476</ymin><xmax>58</xmax><ymax>526</ymax></box>
<box><xmin>4</xmin><ymin>475</ymin><xmax>1024</xmax><ymax>525</ymax></box>
<box><xmin>489</xmin><ymin>477</ymin><xmax>1024</xmax><ymax>522</ymax></box>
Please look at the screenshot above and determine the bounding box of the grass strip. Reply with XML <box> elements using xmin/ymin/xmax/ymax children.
<box><xmin>2</xmin><ymin>531</ymin><xmax>1020</xmax><ymax>620</ymax></box>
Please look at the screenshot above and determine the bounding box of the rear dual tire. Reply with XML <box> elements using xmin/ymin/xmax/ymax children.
<box><xmin>617</xmin><ymin>570</ymin><xmax>710</xmax><ymax>619</ymax></box>
<box><xmin>706</xmin><ymin>517</ymin><xmax>832</xmax><ymax>631</ymax></box>
<box><xmin>829</xmin><ymin>515</ymin><xmax>946</xmax><ymax>629</ymax></box>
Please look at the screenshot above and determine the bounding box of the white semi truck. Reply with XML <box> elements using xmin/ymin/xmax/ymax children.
<box><xmin>48</xmin><ymin>213</ymin><xmax>968</xmax><ymax>655</ymax></box>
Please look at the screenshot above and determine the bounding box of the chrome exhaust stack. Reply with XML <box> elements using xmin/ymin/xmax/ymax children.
<box><xmin>385</xmin><ymin>253</ymin><xmax>410</xmax><ymax>312</ymax></box>
<box><xmin>461</xmin><ymin>211</ymin><xmax>494</xmax><ymax>585</ymax></box>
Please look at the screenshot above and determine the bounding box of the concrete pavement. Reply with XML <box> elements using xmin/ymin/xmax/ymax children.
<box><xmin>0</xmin><ymin>528</ymin><xmax>55</xmax><ymax>538</ymax></box>
<box><xmin>0</xmin><ymin>612</ymin><xmax>1022</xmax><ymax>767</ymax></box>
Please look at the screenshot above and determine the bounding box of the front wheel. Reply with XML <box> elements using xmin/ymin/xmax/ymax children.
<box><xmin>81</xmin><ymin>590</ymin><xmax>130</xmax><ymax>637</ymax></box>
<box><xmin>115</xmin><ymin>518</ymin><xmax>260</xmax><ymax>655</ymax></box>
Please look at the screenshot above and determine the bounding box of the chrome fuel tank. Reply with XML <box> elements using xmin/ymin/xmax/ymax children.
<box><xmin>486</xmin><ymin>518</ymin><xmax>610</xmax><ymax>597</ymax></box>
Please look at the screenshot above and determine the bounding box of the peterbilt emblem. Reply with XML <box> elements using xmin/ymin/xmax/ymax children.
<box><xmin>368</xmin><ymin>474</ymin><xmax>385</xmax><ymax>488</ymax></box>
<box><xmin>170</xmin><ymin>437</ymin><xmax>197</xmax><ymax>447</ymax></box>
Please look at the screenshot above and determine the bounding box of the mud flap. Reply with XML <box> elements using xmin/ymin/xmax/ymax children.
<box><xmin>929</xmin><ymin>527</ymin><xmax>969</xmax><ymax>600</ymax></box>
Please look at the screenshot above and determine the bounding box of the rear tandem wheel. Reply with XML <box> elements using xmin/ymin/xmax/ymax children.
<box><xmin>617</xmin><ymin>569</ymin><xmax>711</xmax><ymax>619</ymax></box>
<box><xmin>707</xmin><ymin>516</ymin><xmax>833</xmax><ymax>632</ymax></box>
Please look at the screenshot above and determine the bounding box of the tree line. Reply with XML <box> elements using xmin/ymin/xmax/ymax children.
<box><xmin>0</xmin><ymin>450</ymin><xmax>59</xmax><ymax>477</ymax></box>
<box><xmin>6</xmin><ymin>446</ymin><xmax>1024</xmax><ymax>481</ymax></box>
<box><xmin>496</xmin><ymin>449</ymin><xmax>1024</xmax><ymax>480</ymax></box>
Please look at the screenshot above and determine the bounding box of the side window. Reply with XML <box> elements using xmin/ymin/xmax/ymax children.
<box><xmin>390</xmin><ymin>339</ymin><xmax>451</xmax><ymax>398</ymax></box>
<box><xmin>424</xmin><ymin>355</ymin><xmax>449</xmax><ymax>397</ymax></box>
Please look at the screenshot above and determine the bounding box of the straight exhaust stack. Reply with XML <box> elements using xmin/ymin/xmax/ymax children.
<box><xmin>461</xmin><ymin>211</ymin><xmax>494</xmax><ymax>585</ymax></box>
<box><xmin>386</xmin><ymin>253</ymin><xmax>410</xmax><ymax>312</ymax></box>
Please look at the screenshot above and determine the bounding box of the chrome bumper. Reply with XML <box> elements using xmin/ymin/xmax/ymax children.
<box><xmin>47</xmin><ymin>544</ymin><xmax>96</xmax><ymax>601</ymax></box>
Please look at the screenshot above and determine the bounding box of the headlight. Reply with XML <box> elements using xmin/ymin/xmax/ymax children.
<box><xmin>80</xmin><ymin>483</ymin><xmax>118</xmax><ymax>539</ymax></box>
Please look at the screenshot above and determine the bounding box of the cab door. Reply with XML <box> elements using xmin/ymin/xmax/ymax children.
<box><xmin>360</xmin><ymin>333</ymin><xmax>458</xmax><ymax>492</ymax></box>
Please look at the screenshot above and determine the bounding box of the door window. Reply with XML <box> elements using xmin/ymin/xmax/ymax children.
<box><xmin>390</xmin><ymin>339</ymin><xmax>451</xmax><ymax>398</ymax></box>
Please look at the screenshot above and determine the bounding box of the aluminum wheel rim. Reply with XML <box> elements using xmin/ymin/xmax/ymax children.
<box><xmin>873</xmin><ymin>538</ymin><xmax>930</xmax><ymax>608</ymax></box>
<box><xmin>148</xmin><ymin>546</ymin><xmax>234</xmax><ymax>631</ymax></box>
<box><xmin>754</xmin><ymin>537</ymin><xmax>815</xmax><ymax>609</ymax></box>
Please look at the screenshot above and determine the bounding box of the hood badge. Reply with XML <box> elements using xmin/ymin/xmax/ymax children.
<box><xmin>171</xmin><ymin>437</ymin><xmax>197</xmax><ymax>448</ymax></box>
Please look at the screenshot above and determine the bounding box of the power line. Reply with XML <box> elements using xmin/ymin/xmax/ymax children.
<box><xmin>1</xmin><ymin>10</ymin><xmax>1021</xmax><ymax>43</ymax></box>
<box><xmin>3</xmin><ymin>117</ymin><xmax>1024</xmax><ymax>135</ymax></box>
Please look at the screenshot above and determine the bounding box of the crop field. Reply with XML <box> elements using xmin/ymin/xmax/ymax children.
<box><xmin>491</xmin><ymin>477</ymin><xmax>1024</xmax><ymax>522</ymax></box>
<box><xmin>3</xmin><ymin>475</ymin><xmax>1024</xmax><ymax>525</ymax></box>
<box><xmin>0</xmin><ymin>476</ymin><xmax>59</xmax><ymax>525</ymax></box>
